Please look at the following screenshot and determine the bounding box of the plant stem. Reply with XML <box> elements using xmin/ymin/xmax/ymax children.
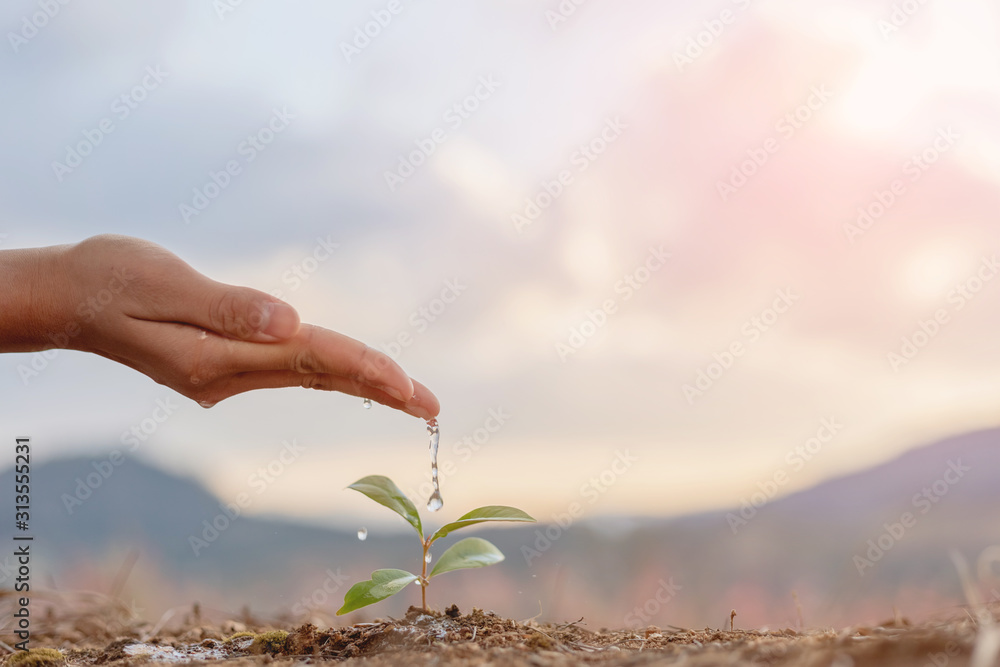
<box><xmin>421</xmin><ymin>538</ymin><xmax>429</xmax><ymax>611</ymax></box>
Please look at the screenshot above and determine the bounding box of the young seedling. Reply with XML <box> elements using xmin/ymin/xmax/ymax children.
<box><xmin>337</xmin><ymin>475</ymin><xmax>535</xmax><ymax>615</ymax></box>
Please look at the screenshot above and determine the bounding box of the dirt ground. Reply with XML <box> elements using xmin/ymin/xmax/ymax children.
<box><xmin>2</xmin><ymin>590</ymin><xmax>995</xmax><ymax>667</ymax></box>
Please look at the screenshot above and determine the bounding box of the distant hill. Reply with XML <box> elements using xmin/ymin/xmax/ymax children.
<box><xmin>0</xmin><ymin>454</ymin><xmax>408</xmax><ymax>608</ymax></box>
<box><xmin>1</xmin><ymin>427</ymin><xmax>998</xmax><ymax>629</ymax></box>
<box><xmin>617</xmin><ymin>427</ymin><xmax>1000</xmax><ymax>626</ymax></box>
<box><xmin>769</xmin><ymin>427</ymin><xmax>1000</xmax><ymax>517</ymax></box>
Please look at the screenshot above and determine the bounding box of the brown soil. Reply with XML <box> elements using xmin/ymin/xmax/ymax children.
<box><xmin>0</xmin><ymin>591</ymin><xmax>990</xmax><ymax>667</ymax></box>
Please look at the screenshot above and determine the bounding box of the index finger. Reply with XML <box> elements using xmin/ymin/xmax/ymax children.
<box><xmin>222</xmin><ymin>323</ymin><xmax>416</xmax><ymax>402</ymax></box>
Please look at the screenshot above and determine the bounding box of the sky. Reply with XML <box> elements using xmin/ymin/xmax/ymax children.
<box><xmin>1</xmin><ymin>0</ymin><xmax>999</xmax><ymax>531</ymax></box>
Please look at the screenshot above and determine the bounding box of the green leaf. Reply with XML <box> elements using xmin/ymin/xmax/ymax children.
<box><xmin>430</xmin><ymin>537</ymin><xmax>505</xmax><ymax>578</ymax></box>
<box><xmin>337</xmin><ymin>569</ymin><xmax>418</xmax><ymax>615</ymax></box>
<box><xmin>347</xmin><ymin>475</ymin><xmax>422</xmax><ymax>538</ymax></box>
<box><xmin>430</xmin><ymin>505</ymin><xmax>535</xmax><ymax>543</ymax></box>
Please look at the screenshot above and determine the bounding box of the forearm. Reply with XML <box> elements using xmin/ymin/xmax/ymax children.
<box><xmin>0</xmin><ymin>245</ymin><xmax>72</xmax><ymax>352</ymax></box>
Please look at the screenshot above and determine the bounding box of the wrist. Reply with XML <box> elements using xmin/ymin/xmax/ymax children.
<box><xmin>0</xmin><ymin>244</ymin><xmax>76</xmax><ymax>352</ymax></box>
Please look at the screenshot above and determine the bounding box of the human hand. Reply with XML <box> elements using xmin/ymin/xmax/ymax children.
<box><xmin>31</xmin><ymin>234</ymin><xmax>439</xmax><ymax>418</ymax></box>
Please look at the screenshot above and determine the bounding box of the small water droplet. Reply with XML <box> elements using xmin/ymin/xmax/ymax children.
<box><xmin>425</xmin><ymin>552</ymin><xmax>433</xmax><ymax>563</ymax></box>
<box><xmin>190</xmin><ymin>376</ymin><xmax>201</xmax><ymax>386</ymax></box>
<box><xmin>198</xmin><ymin>400</ymin><xmax>214</xmax><ymax>409</ymax></box>
<box><xmin>197</xmin><ymin>330</ymin><xmax>208</xmax><ymax>340</ymax></box>
<box><xmin>426</xmin><ymin>492</ymin><xmax>443</xmax><ymax>512</ymax></box>
<box><xmin>363</xmin><ymin>398</ymin><xmax>372</xmax><ymax>410</ymax></box>
<box><xmin>357</xmin><ymin>527</ymin><xmax>368</xmax><ymax>541</ymax></box>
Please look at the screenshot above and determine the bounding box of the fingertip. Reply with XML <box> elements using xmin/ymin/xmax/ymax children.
<box><xmin>404</xmin><ymin>405</ymin><xmax>435</xmax><ymax>420</ymax></box>
<box><xmin>404</xmin><ymin>380</ymin><xmax>440</xmax><ymax>420</ymax></box>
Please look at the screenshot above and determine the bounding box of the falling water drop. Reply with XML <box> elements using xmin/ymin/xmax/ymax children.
<box><xmin>425</xmin><ymin>418</ymin><xmax>443</xmax><ymax>512</ymax></box>
<box><xmin>363</xmin><ymin>398</ymin><xmax>372</xmax><ymax>410</ymax></box>
<box><xmin>357</xmin><ymin>527</ymin><xmax>368</xmax><ymax>541</ymax></box>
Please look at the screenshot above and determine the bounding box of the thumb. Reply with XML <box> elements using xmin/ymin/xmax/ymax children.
<box><xmin>200</xmin><ymin>282</ymin><xmax>301</xmax><ymax>342</ymax></box>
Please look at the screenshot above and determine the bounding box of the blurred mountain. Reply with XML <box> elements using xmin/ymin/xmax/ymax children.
<box><xmin>617</xmin><ymin>426</ymin><xmax>1000</xmax><ymax>626</ymax></box>
<box><xmin>0</xmin><ymin>454</ymin><xmax>412</xmax><ymax>610</ymax></box>
<box><xmin>1</xmin><ymin>427</ymin><xmax>998</xmax><ymax>629</ymax></box>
